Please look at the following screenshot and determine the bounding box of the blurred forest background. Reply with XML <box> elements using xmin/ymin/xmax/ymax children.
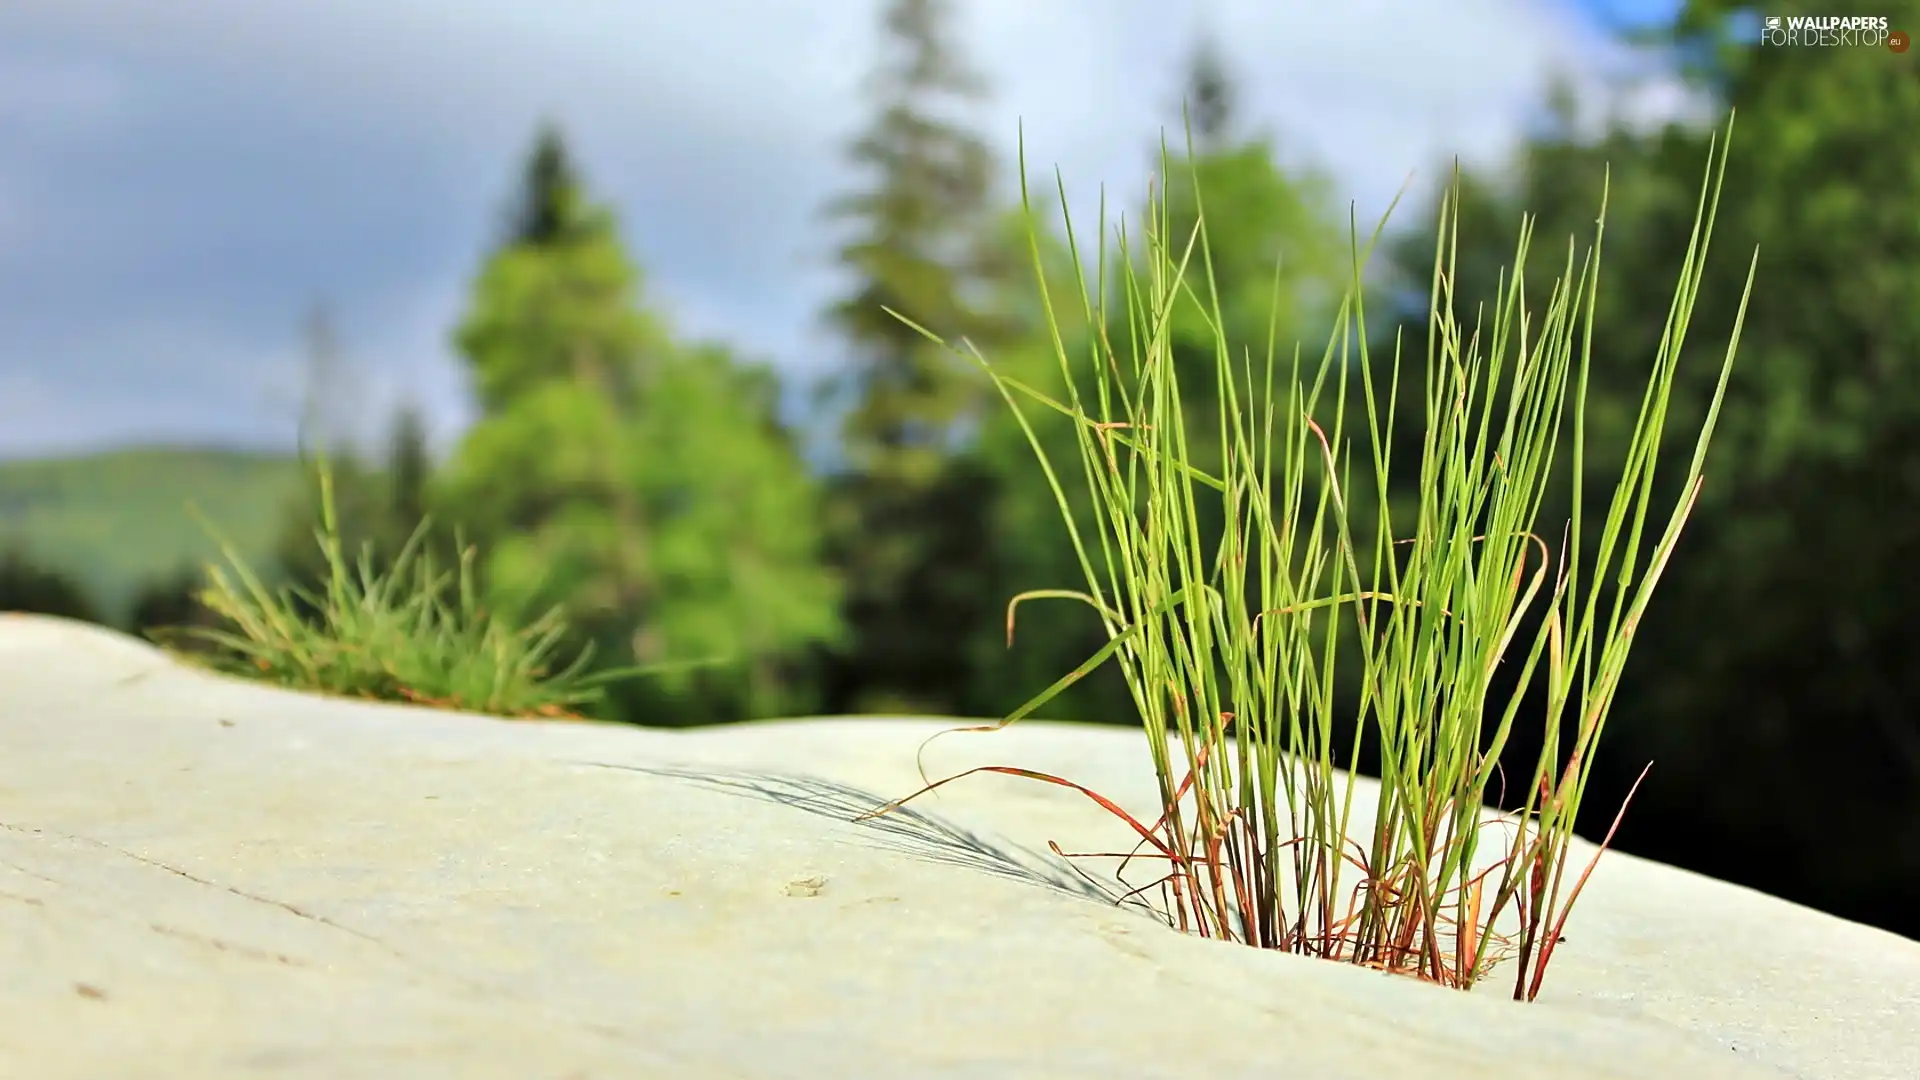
<box><xmin>3</xmin><ymin>0</ymin><xmax>1916</xmax><ymax>941</ymax></box>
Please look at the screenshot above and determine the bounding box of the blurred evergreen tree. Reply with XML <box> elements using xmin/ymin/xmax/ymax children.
<box><xmin>435</xmin><ymin>125</ymin><xmax>841</xmax><ymax>723</ymax></box>
<box><xmin>817</xmin><ymin>0</ymin><xmax>1021</xmax><ymax>715</ymax></box>
<box><xmin>504</xmin><ymin>121</ymin><xmax>583</xmax><ymax>248</ymax></box>
<box><xmin>1180</xmin><ymin>34</ymin><xmax>1237</xmax><ymax>151</ymax></box>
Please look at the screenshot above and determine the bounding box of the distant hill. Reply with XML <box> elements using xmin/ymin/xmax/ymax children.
<box><xmin>0</xmin><ymin>445</ymin><xmax>309</xmax><ymax>624</ymax></box>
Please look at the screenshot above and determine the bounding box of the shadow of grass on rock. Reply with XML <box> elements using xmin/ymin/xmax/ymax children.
<box><xmin>574</xmin><ymin>760</ymin><xmax>1168</xmax><ymax>918</ymax></box>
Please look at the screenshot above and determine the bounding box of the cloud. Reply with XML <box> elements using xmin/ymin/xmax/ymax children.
<box><xmin>0</xmin><ymin>0</ymin><xmax>1695</xmax><ymax>461</ymax></box>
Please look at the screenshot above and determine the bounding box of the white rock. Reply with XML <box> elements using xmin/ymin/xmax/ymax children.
<box><xmin>0</xmin><ymin>613</ymin><xmax>1912</xmax><ymax>1079</ymax></box>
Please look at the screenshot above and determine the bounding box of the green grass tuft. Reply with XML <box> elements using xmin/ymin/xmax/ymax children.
<box><xmin>146</xmin><ymin>454</ymin><xmax>657</xmax><ymax>720</ymax></box>
<box><xmin>861</xmin><ymin>113</ymin><xmax>1754</xmax><ymax>1002</ymax></box>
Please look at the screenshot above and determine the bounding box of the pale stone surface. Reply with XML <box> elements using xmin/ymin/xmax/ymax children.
<box><xmin>0</xmin><ymin>612</ymin><xmax>1913</xmax><ymax>1079</ymax></box>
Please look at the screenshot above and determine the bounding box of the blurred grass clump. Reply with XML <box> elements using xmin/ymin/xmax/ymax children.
<box><xmin>149</xmin><ymin>455</ymin><xmax>631</xmax><ymax>719</ymax></box>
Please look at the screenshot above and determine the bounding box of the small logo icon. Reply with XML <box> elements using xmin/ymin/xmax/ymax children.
<box><xmin>1892</xmin><ymin>29</ymin><xmax>1912</xmax><ymax>52</ymax></box>
<box><xmin>1765</xmin><ymin>16</ymin><xmax>1781</xmax><ymax>29</ymax></box>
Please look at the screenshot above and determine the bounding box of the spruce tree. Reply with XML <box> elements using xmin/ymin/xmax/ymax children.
<box><xmin>438</xmin><ymin>125</ymin><xmax>841</xmax><ymax>722</ymax></box>
<box><xmin>444</xmin><ymin>125</ymin><xmax>668</xmax><ymax>644</ymax></box>
<box><xmin>819</xmin><ymin>0</ymin><xmax>1013</xmax><ymax>714</ymax></box>
<box><xmin>503</xmin><ymin>121</ymin><xmax>584</xmax><ymax>248</ymax></box>
<box><xmin>1181</xmin><ymin>35</ymin><xmax>1237</xmax><ymax>150</ymax></box>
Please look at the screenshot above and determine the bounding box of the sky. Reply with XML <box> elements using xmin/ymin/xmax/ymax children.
<box><xmin>0</xmin><ymin>0</ymin><xmax>1700</xmax><ymax>462</ymax></box>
